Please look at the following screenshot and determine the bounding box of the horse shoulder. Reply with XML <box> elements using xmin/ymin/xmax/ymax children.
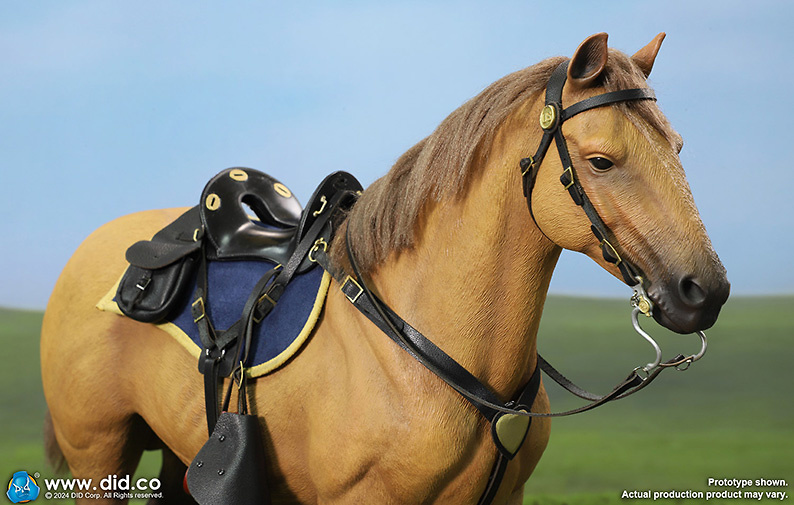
<box><xmin>274</xmin><ymin>288</ymin><xmax>509</xmax><ymax>502</ymax></box>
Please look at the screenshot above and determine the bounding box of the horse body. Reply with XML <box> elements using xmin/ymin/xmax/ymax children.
<box><xmin>41</xmin><ymin>128</ymin><xmax>555</xmax><ymax>503</ymax></box>
<box><xmin>42</xmin><ymin>33</ymin><xmax>729</xmax><ymax>505</ymax></box>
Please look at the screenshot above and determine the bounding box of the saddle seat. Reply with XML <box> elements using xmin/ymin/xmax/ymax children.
<box><xmin>125</xmin><ymin>168</ymin><xmax>303</xmax><ymax>269</ymax></box>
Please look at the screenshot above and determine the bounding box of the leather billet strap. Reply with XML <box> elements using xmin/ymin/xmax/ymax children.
<box><xmin>522</xmin><ymin>60</ymin><xmax>656</xmax><ymax>286</ymax></box>
<box><xmin>332</xmin><ymin>248</ymin><xmax>676</xmax><ymax>415</ymax></box>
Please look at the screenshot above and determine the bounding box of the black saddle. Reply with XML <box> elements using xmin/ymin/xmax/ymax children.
<box><xmin>117</xmin><ymin>165</ymin><xmax>361</xmax><ymax>384</ymax></box>
<box><xmin>117</xmin><ymin>168</ymin><xmax>359</xmax><ymax>323</ymax></box>
<box><xmin>117</xmin><ymin>164</ymin><xmax>361</xmax><ymax>417</ymax></box>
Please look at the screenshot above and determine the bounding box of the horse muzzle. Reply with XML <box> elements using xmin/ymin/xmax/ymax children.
<box><xmin>648</xmin><ymin>272</ymin><xmax>730</xmax><ymax>335</ymax></box>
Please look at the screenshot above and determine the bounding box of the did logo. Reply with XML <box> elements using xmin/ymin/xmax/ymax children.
<box><xmin>6</xmin><ymin>471</ymin><xmax>40</xmax><ymax>503</ymax></box>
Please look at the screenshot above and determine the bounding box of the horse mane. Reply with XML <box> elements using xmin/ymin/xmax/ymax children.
<box><xmin>332</xmin><ymin>49</ymin><xmax>679</xmax><ymax>273</ymax></box>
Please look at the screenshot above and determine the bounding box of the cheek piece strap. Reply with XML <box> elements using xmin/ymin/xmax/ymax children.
<box><xmin>521</xmin><ymin>60</ymin><xmax>657</xmax><ymax>287</ymax></box>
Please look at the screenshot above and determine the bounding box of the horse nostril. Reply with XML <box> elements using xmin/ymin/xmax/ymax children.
<box><xmin>678</xmin><ymin>276</ymin><xmax>707</xmax><ymax>308</ymax></box>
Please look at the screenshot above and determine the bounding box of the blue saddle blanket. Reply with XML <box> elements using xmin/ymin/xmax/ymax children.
<box><xmin>98</xmin><ymin>260</ymin><xmax>330</xmax><ymax>377</ymax></box>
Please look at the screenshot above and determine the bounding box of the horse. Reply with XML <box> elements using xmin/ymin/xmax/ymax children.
<box><xmin>41</xmin><ymin>32</ymin><xmax>729</xmax><ymax>505</ymax></box>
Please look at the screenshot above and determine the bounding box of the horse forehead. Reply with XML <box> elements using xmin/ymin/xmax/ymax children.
<box><xmin>566</xmin><ymin>107</ymin><xmax>641</xmax><ymax>153</ymax></box>
<box><xmin>570</xmin><ymin>107</ymin><xmax>624</xmax><ymax>136</ymax></box>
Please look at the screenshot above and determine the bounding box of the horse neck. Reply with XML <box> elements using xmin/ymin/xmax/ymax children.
<box><xmin>370</xmin><ymin>134</ymin><xmax>560</xmax><ymax>398</ymax></box>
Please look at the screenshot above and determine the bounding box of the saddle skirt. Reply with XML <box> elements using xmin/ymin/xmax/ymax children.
<box><xmin>98</xmin><ymin>260</ymin><xmax>330</xmax><ymax>378</ymax></box>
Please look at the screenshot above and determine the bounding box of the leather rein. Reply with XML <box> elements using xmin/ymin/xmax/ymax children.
<box><xmin>312</xmin><ymin>59</ymin><xmax>708</xmax><ymax>505</ymax></box>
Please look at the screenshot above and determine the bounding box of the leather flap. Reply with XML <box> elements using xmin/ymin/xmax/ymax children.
<box><xmin>186</xmin><ymin>412</ymin><xmax>270</xmax><ymax>505</ymax></box>
<box><xmin>125</xmin><ymin>240</ymin><xmax>201</xmax><ymax>269</ymax></box>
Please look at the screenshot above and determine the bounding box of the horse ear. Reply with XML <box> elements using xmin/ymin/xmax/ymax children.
<box><xmin>568</xmin><ymin>32</ymin><xmax>609</xmax><ymax>89</ymax></box>
<box><xmin>632</xmin><ymin>32</ymin><xmax>666</xmax><ymax>77</ymax></box>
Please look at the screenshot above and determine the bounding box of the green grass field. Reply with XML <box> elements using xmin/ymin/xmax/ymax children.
<box><xmin>1</xmin><ymin>296</ymin><xmax>792</xmax><ymax>504</ymax></box>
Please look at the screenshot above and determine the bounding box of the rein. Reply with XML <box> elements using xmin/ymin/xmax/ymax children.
<box><xmin>313</xmin><ymin>59</ymin><xmax>709</xmax><ymax>505</ymax></box>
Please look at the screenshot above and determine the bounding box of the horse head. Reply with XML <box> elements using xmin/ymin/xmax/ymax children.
<box><xmin>528</xmin><ymin>33</ymin><xmax>729</xmax><ymax>334</ymax></box>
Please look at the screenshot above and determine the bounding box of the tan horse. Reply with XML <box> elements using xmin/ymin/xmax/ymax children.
<box><xmin>42</xmin><ymin>33</ymin><xmax>729</xmax><ymax>505</ymax></box>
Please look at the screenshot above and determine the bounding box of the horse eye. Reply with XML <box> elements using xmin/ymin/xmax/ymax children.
<box><xmin>588</xmin><ymin>157</ymin><xmax>614</xmax><ymax>171</ymax></box>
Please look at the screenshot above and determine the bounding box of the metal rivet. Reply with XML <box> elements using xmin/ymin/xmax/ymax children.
<box><xmin>273</xmin><ymin>183</ymin><xmax>292</xmax><ymax>198</ymax></box>
<box><xmin>205</xmin><ymin>193</ymin><xmax>221</xmax><ymax>211</ymax></box>
<box><xmin>229</xmin><ymin>169</ymin><xmax>249</xmax><ymax>181</ymax></box>
<box><xmin>196</xmin><ymin>461</ymin><xmax>203</xmax><ymax>468</ymax></box>
<box><xmin>218</xmin><ymin>434</ymin><xmax>225</xmax><ymax>442</ymax></box>
<box><xmin>218</xmin><ymin>469</ymin><xmax>224</xmax><ymax>476</ymax></box>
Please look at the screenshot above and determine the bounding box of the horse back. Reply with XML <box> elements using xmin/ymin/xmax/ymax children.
<box><xmin>40</xmin><ymin>208</ymin><xmax>210</xmax><ymax>460</ymax></box>
<box><xmin>42</xmin><ymin>207</ymin><xmax>190</xmax><ymax>338</ymax></box>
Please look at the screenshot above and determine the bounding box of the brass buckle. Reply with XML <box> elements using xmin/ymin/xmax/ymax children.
<box><xmin>342</xmin><ymin>275</ymin><xmax>363</xmax><ymax>304</ymax></box>
<box><xmin>253</xmin><ymin>292</ymin><xmax>277</xmax><ymax>323</ymax></box>
<box><xmin>308</xmin><ymin>238</ymin><xmax>328</xmax><ymax>263</ymax></box>
<box><xmin>520</xmin><ymin>155</ymin><xmax>535</xmax><ymax>177</ymax></box>
<box><xmin>135</xmin><ymin>277</ymin><xmax>151</xmax><ymax>291</ymax></box>
<box><xmin>601</xmin><ymin>239</ymin><xmax>622</xmax><ymax>266</ymax></box>
<box><xmin>192</xmin><ymin>297</ymin><xmax>206</xmax><ymax>323</ymax></box>
<box><xmin>562</xmin><ymin>166</ymin><xmax>575</xmax><ymax>189</ymax></box>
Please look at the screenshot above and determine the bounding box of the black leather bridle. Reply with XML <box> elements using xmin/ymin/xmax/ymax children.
<box><xmin>521</xmin><ymin>60</ymin><xmax>656</xmax><ymax>288</ymax></box>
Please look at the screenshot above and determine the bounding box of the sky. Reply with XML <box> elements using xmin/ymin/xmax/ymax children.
<box><xmin>1</xmin><ymin>1</ymin><xmax>792</xmax><ymax>310</ymax></box>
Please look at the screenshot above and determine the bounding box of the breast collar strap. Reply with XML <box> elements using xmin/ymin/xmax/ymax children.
<box><xmin>521</xmin><ymin>60</ymin><xmax>657</xmax><ymax>287</ymax></box>
<box><xmin>310</xmin><ymin>62</ymin><xmax>664</xmax><ymax>505</ymax></box>
<box><xmin>313</xmin><ymin>226</ymin><xmax>683</xmax><ymax>505</ymax></box>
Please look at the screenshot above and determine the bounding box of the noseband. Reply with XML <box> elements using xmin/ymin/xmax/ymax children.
<box><xmin>521</xmin><ymin>60</ymin><xmax>655</xmax><ymax>288</ymax></box>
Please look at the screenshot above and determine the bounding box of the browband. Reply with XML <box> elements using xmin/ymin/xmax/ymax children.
<box><xmin>562</xmin><ymin>88</ymin><xmax>656</xmax><ymax>121</ymax></box>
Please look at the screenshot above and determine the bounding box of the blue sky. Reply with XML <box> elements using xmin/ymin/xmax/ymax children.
<box><xmin>2</xmin><ymin>1</ymin><xmax>792</xmax><ymax>309</ymax></box>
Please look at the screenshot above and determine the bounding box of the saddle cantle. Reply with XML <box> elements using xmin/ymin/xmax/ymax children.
<box><xmin>201</xmin><ymin>168</ymin><xmax>302</xmax><ymax>263</ymax></box>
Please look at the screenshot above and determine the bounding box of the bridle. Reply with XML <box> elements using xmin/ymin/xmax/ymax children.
<box><xmin>521</xmin><ymin>59</ymin><xmax>652</xmax><ymax>288</ymax></box>
<box><xmin>520</xmin><ymin>59</ymin><xmax>707</xmax><ymax>373</ymax></box>
<box><xmin>313</xmin><ymin>58</ymin><xmax>708</xmax><ymax>505</ymax></box>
